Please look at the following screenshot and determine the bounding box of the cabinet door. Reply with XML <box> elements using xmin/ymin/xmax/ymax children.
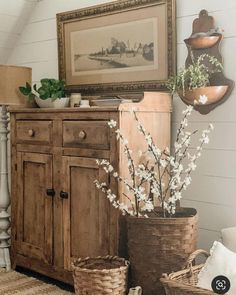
<box><xmin>16</xmin><ymin>152</ymin><xmax>53</xmax><ymax>265</ymax></box>
<box><xmin>62</xmin><ymin>157</ymin><xmax>110</xmax><ymax>270</ymax></box>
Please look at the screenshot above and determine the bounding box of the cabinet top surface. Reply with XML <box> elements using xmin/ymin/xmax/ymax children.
<box><xmin>9</xmin><ymin>106</ymin><xmax>119</xmax><ymax>113</ymax></box>
<box><xmin>9</xmin><ymin>92</ymin><xmax>172</xmax><ymax>114</ymax></box>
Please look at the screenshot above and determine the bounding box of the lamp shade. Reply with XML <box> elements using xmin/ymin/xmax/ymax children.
<box><xmin>0</xmin><ymin>65</ymin><xmax>32</xmax><ymax>106</ymax></box>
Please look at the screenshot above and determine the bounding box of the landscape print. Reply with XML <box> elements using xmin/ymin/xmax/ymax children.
<box><xmin>71</xmin><ymin>18</ymin><xmax>157</xmax><ymax>75</ymax></box>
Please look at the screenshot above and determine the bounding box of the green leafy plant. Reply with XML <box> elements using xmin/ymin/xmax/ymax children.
<box><xmin>19</xmin><ymin>78</ymin><xmax>66</xmax><ymax>101</ymax></box>
<box><xmin>166</xmin><ymin>53</ymin><xmax>223</xmax><ymax>95</ymax></box>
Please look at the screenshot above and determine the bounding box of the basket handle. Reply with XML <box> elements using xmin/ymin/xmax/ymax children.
<box><xmin>185</xmin><ymin>249</ymin><xmax>210</xmax><ymax>271</ymax></box>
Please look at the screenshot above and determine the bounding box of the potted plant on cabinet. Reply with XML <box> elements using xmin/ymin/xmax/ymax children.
<box><xmin>19</xmin><ymin>78</ymin><xmax>69</xmax><ymax>108</ymax></box>
<box><xmin>166</xmin><ymin>53</ymin><xmax>228</xmax><ymax>106</ymax></box>
<box><xmin>94</xmin><ymin>106</ymin><xmax>213</xmax><ymax>295</ymax></box>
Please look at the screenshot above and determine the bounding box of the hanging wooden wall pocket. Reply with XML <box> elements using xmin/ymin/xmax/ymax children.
<box><xmin>180</xmin><ymin>10</ymin><xmax>234</xmax><ymax>114</ymax></box>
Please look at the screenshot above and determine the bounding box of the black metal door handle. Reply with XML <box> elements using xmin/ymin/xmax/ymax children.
<box><xmin>46</xmin><ymin>188</ymin><xmax>55</xmax><ymax>197</ymax></box>
<box><xmin>60</xmin><ymin>191</ymin><xmax>68</xmax><ymax>199</ymax></box>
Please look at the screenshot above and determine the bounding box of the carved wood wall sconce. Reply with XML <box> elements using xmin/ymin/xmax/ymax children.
<box><xmin>181</xmin><ymin>10</ymin><xmax>234</xmax><ymax>114</ymax></box>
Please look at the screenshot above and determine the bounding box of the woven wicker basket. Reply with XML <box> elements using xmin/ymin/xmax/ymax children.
<box><xmin>160</xmin><ymin>249</ymin><xmax>218</xmax><ymax>295</ymax></box>
<box><xmin>127</xmin><ymin>207</ymin><xmax>198</xmax><ymax>295</ymax></box>
<box><xmin>72</xmin><ymin>256</ymin><xmax>129</xmax><ymax>295</ymax></box>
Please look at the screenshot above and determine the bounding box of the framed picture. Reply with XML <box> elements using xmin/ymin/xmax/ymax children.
<box><xmin>57</xmin><ymin>0</ymin><xmax>176</xmax><ymax>95</ymax></box>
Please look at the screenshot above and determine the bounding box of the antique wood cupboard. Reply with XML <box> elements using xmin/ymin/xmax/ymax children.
<box><xmin>10</xmin><ymin>92</ymin><xmax>171</xmax><ymax>284</ymax></box>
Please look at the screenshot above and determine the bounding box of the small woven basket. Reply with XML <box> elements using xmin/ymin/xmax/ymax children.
<box><xmin>160</xmin><ymin>249</ymin><xmax>218</xmax><ymax>295</ymax></box>
<box><xmin>72</xmin><ymin>256</ymin><xmax>129</xmax><ymax>295</ymax></box>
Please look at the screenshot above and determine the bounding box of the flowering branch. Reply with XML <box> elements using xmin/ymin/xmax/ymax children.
<box><xmin>94</xmin><ymin>107</ymin><xmax>213</xmax><ymax>218</ymax></box>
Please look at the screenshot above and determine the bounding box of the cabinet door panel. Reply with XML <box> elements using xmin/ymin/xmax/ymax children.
<box><xmin>16</xmin><ymin>152</ymin><xmax>53</xmax><ymax>265</ymax></box>
<box><xmin>62</xmin><ymin>157</ymin><xmax>110</xmax><ymax>270</ymax></box>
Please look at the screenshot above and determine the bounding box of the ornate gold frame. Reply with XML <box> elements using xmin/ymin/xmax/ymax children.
<box><xmin>57</xmin><ymin>0</ymin><xmax>176</xmax><ymax>95</ymax></box>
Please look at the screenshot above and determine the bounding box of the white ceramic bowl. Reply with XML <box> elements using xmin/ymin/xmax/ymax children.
<box><xmin>35</xmin><ymin>97</ymin><xmax>70</xmax><ymax>108</ymax></box>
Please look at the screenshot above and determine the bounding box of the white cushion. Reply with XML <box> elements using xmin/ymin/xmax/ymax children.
<box><xmin>221</xmin><ymin>227</ymin><xmax>236</xmax><ymax>253</ymax></box>
<box><xmin>197</xmin><ymin>241</ymin><xmax>236</xmax><ymax>294</ymax></box>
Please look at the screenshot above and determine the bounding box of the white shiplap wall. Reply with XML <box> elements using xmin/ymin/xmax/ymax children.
<box><xmin>175</xmin><ymin>0</ymin><xmax>236</xmax><ymax>250</ymax></box>
<box><xmin>7</xmin><ymin>0</ymin><xmax>116</xmax><ymax>82</ymax></box>
<box><xmin>7</xmin><ymin>0</ymin><xmax>236</xmax><ymax>250</ymax></box>
<box><xmin>0</xmin><ymin>0</ymin><xmax>38</xmax><ymax>64</ymax></box>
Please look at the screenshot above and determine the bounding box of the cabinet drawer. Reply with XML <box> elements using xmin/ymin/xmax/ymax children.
<box><xmin>16</xmin><ymin>120</ymin><xmax>52</xmax><ymax>144</ymax></box>
<box><xmin>63</xmin><ymin>121</ymin><xmax>110</xmax><ymax>150</ymax></box>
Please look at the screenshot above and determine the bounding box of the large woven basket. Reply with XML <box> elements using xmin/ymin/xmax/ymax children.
<box><xmin>72</xmin><ymin>256</ymin><xmax>129</xmax><ymax>295</ymax></box>
<box><xmin>127</xmin><ymin>207</ymin><xmax>198</xmax><ymax>295</ymax></box>
<box><xmin>161</xmin><ymin>249</ymin><xmax>218</xmax><ymax>295</ymax></box>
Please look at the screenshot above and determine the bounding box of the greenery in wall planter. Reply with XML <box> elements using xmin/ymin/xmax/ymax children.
<box><xmin>166</xmin><ymin>53</ymin><xmax>228</xmax><ymax>106</ymax></box>
<box><xmin>19</xmin><ymin>78</ymin><xmax>69</xmax><ymax>108</ymax></box>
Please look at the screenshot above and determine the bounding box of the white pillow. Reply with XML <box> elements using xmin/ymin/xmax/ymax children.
<box><xmin>197</xmin><ymin>241</ymin><xmax>236</xmax><ymax>294</ymax></box>
<box><xmin>221</xmin><ymin>227</ymin><xmax>236</xmax><ymax>253</ymax></box>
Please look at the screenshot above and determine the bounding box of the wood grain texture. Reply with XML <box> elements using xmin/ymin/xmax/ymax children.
<box><xmin>10</xmin><ymin>92</ymin><xmax>171</xmax><ymax>283</ymax></box>
<box><xmin>63</xmin><ymin>121</ymin><xmax>110</xmax><ymax>150</ymax></box>
<box><xmin>62</xmin><ymin>157</ymin><xmax>110</xmax><ymax>271</ymax></box>
<box><xmin>16</xmin><ymin>120</ymin><xmax>52</xmax><ymax>145</ymax></box>
<box><xmin>16</xmin><ymin>152</ymin><xmax>53</xmax><ymax>265</ymax></box>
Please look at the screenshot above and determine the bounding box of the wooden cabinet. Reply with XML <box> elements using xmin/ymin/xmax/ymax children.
<box><xmin>10</xmin><ymin>92</ymin><xmax>171</xmax><ymax>284</ymax></box>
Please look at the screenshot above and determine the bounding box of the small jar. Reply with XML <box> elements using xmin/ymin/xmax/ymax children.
<box><xmin>70</xmin><ymin>93</ymin><xmax>82</xmax><ymax>107</ymax></box>
<box><xmin>80</xmin><ymin>100</ymin><xmax>90</xmax><ymax>108</ymax></box>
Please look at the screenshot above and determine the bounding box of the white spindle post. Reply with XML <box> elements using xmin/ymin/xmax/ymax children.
<box><xmin>0</xmin><ymin>105</ymin><xmax>11</xmax><ymax>271</ymax></box>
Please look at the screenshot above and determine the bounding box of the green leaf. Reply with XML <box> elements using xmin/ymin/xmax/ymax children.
<box><xmin>56</xmin><ymin>91</ymin><xmax>63</xmax><ymax>98</ymax></box>
<box><xmin>40</xmin><ymin>79</ymin><xmax>51</xmax><ymax>88</ymax></box>
<box><xmin>38</xmin><ymin>88</ymin><xmax>50</xmax><ymax>99</ymax></box>
<box><xmin>19</xmin><ymin>86</ymin><xmax>31</xmax><ymax>96</ymax></box>
<box><xmin>26</xmin><ymin>82</ymin><xmax>31</xmax><ymax>91</ymax></box>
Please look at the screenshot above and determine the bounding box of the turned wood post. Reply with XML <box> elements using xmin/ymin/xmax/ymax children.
<box><xmin>0</xmin><ymin>105</ymin><xmax>11</xmax><ymax>271</ymax></box>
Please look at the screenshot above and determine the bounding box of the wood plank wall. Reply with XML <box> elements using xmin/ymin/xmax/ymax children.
<box><xmin>0</xmin><ymin>0</ymin><xmax>37</xmax><ymax>63</ymax></box>
<box><xmin>7</xmin><ymin>0</ymin><xmax>236</xmax><ymax>251</ymax></box>
<box><xmin>175</xmin><ymin>0</ymin><xmax>236</xmax><ymax>250</ymax></box>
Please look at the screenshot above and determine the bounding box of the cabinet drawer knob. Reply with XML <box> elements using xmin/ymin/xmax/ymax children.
<box><xmin>60</xmin><ymin>191</ymin><xmax>68</xmax><ymax>199</ymax></box>
<box><xmin>46</xmin><ymin>188</ymin><xmax>55</xmax><ymax>197</ymax></box>
<box><xmin>78</xmin><ymin>130</ymin><xmax>86</xmax><ymax>139</ymax></box>
<box><xmin>28</xmin><ymin>129</ymin><xmax>35</xmax><ymax>137</ymax></box>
